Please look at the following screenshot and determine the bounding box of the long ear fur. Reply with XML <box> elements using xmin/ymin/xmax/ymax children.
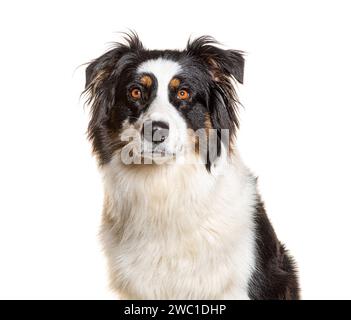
<box><xmin>83</xmin><ymin>32</ymin><xmax>143</xmax><ymax>164</ymax></box>
<box><xmin>186</xmin><ymin>36</ymin><xmax>245</xmax><ymax>167</ymax></box>
<box><xmin>186</xmin><ymin>36</ymin><xmax>244</xmax><ymax>84</ymax></box>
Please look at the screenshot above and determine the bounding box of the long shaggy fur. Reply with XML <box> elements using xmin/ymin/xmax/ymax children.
<box><xmin>84</xmin><ymin>33</ymin><xmax>300</xmax><ymax>300</ymax></box>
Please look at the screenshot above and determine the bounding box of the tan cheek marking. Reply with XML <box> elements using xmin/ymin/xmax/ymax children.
<box><xmin>140</xmin><ymin>75</ymin><xmax>153</xmax><ymax>87</ymax></box>
<box><xmin>187</xmin><ymin>129</ymin><xmax>200</xmax><ymax>156</ymax></box>
<box><xmin>204</xmin><ymin>112</ymin><xmax>213</xmax><ymax>131</ymax></box>
<box><xmin>170</xmin><ymin>78</ymin><xmax>180</xmax><ymax>89</ymax></box>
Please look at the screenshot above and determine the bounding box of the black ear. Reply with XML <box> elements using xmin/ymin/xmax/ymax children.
<box><xmin>83</xmin><ymin>32</ymin><xmax>143</xmax><ymax>165</ymax></box>
<box><xmin>84</xmin><ymin>50</ymin><xmax>115</xmax><ymax>90</ymax></box>
<box><xmin>186</xmin><ymin>36</ymin><xmax>245</xmax><ymax>84</ymax></box>
<box><xmin>187</xmin><ymin>36</ymin><xmax>244</xmax><ymax>170</ymax></box>
<box><xmin>84</xmin><ymin>32</ymin><xmax>144</xmax><ymax>90</ymax></box>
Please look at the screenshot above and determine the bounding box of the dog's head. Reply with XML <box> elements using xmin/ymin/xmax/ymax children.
<box><xmin>84</xmin><ymin>33</ymin><xmax>244</xmax><ymax>171</ymax></box>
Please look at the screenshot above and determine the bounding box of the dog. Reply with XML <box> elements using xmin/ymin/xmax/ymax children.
<box><xmin>83</xmin><ymin>33</ymin><xmax>300</xmax><ymax>299</ymax></box>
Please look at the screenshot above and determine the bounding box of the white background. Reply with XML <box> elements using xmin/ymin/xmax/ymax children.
<box><xmin>0</xmin><ymin>0</ymin><xmax>350</xmax><ymax>299</ymax></box>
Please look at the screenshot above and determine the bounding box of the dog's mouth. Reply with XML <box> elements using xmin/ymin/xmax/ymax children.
<box><xmin>140</xmin><ymin>139</ymin><xmax>174</xmax><ymax>156</ymax></box>
<box><xmin>141</xmin><ymin>149</ymin><xmax>176</xmax><ymax>162</ymax></box>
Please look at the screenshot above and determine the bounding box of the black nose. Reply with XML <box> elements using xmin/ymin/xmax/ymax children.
<box><xmin>143</xmin><ymin>120</ymin><xmax>169</xmax><ymax>144</ymax></box>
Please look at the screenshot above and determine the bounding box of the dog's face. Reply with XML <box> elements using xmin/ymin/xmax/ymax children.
<box><xmin>84</xmin><ymin>34</ymin><xmax>244</xmax><ymax>170</ymax></box>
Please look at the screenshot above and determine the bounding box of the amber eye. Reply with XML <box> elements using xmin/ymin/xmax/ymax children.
<box><xmin>130</xmin><ymin>88</ymin><xmax>142</xmax><ymax>100</ymax></box>
<box><xmin>177</xmin><ymin>89</ymin><xmax>190</xmax><ymax>100</ymax></box>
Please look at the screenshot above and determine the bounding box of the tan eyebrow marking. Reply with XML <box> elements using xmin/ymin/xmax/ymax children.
<box><xmin>140</xmin><ymin>75</ymin><xmax>153</xmax><ymax>87</ymax></box>
<box><xmin>169</xmin><ymin>78</ymin><xmax>180</xmax><ymax>89</ymax></box>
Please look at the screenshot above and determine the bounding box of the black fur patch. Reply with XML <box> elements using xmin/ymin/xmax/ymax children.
<box><xmin>248</xmin><ymin>197</ymin><xmax>300</xmax><ymax>300</ymax></box>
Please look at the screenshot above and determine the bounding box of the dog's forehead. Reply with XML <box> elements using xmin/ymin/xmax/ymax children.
<box><xmin>137</xmin><ymin>58</ymin><xmax>181</xmax><ymax>88</ymax></box>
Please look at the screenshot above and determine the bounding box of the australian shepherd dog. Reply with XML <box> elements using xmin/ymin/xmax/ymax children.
<box><xmin>83</xmin><ymin>33</ymin><xmax>299</xmax><ymax>300</ymax></box>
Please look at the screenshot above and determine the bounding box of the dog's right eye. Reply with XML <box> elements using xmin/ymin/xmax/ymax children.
<box><xmin>130</xmin><ymin>88</ymin><xmax>142</xmax><ymax>100</ymax></box>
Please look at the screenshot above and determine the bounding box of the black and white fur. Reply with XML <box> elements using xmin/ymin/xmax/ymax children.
<box><xmin>84</xmin><ymin>33</ymin><xmax>300</xmax><ymax>300</ymax></box>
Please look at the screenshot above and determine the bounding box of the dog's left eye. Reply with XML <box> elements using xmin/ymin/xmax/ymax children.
<box><xmin>177</xmin><ymin>89</ymin><xmax>190</xmax><ymax>101</ymax></box>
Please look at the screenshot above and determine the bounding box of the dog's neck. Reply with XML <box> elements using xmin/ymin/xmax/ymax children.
<box><xmin>101</xmin><ymin>150</ymin><xmax>255</xmax><ymax>226</ymax></box>
<box><xmin>103</xmin><ymin>159</ymin><xmax>215</xmax><ymax>214</ymax></box>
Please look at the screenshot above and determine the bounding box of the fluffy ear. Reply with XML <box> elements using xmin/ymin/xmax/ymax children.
<box><xmin>187</xmin><ymin>36</ymin><xmax>244</xmax><ymax>170</ymax></box>
<box><xmin>186</xmin><ymin>36</ymin><xmax>245</xmax><ymax>84</ymax></box>
<box><xmin>83</xmin><ymin>32</ymin><xmax>143</xmax><ymax>165</ymax></box>
<box><xmin>85</xmin><ymin>51</ymin><xmax>112</xmax><ymax>90</ymax></box>
<box><xmin>84</xmin><ymin>32</ymin><xmax>144</xmax><ymax>92</ymax></box>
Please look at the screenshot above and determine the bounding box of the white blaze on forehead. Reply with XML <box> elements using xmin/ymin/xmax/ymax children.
<box><xmin>136</xmin><ymin>58</ymin><xmax>186</xmax><ymax>156</ymax></box>
<box><xmin>137</xmin><ymin>58</ymin><xmax>181</xmax><ymax>101</ymax></box>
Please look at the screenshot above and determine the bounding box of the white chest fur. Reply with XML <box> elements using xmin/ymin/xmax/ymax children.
<box><xmin>100</xmin><ymin>154</ymin><xmax>257</xmax><ymax>299</ymax></box>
